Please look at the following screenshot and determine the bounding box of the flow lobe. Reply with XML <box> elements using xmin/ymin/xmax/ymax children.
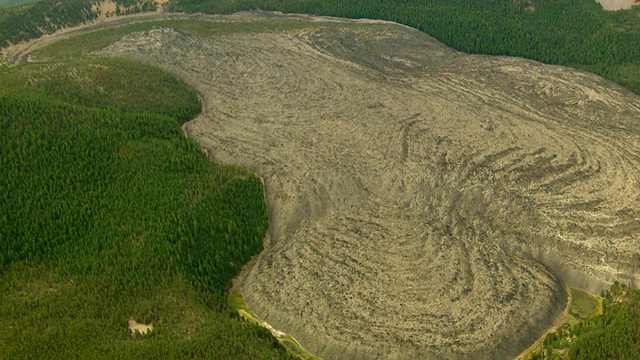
<box><xmin>102</xmin><ymin>15</ymin><xmax>640</xmax><ymax>359</ymax></box>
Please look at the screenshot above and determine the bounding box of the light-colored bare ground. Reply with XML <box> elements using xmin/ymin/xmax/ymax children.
<box><xmin>92</xmin><ymin>0</ymin><xmax>118</xmax><ymax>22</ymax></box>
<box><xmin>96</xmin><ymin>13</ymin><xmax>640</xmax><ymax>359</ymax></box>
<box><xmin>128</xmin><ymin>318</ymin><xmax>153</xmax><ymax>335</ymax></box>
<box><xmin>596</xmin><ymin>0</ymin><xmax>639</xmax><ymax>10</ymax></box>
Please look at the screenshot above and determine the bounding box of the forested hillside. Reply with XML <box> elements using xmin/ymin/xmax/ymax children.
<box><xmin>0</xmin><ymin>0</ymin><xmax>95</xmax><ymax>47</ymax></box>
<box><xmin>0</xmin><ymin>55</ymin><xmax>292</xmax><ymax>358</ymax></box>
<box><xmin>170</xmin><ymin>0</ymin><xmax>640</xmax><ymax>94</ymax></box>
<box><xmin>0</xmin><ymin>0</ymin><xmax>155</xmax><ymax>47</ymax></box>
<box><xmin>0</xmin><ymin>0</ymin><xmax>42</xmax><ymax>9</ymax></box>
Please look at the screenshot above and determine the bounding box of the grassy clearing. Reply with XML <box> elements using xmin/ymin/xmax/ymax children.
<box><xmin>520</xmin><ymin>287</ymin><xmax>601</xmax><ymax>360</ymax></box>
<box><xmin>568</xmin><ymin>288</ymin><xmax>599</xmax><ymax>324</ymax></box>
<box><xmin>229</xmin><ymin>290</ymin><xmax>262</xmax><ymax>325</ymax></box>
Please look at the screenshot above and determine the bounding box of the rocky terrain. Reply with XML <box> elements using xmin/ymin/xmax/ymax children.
<box><xmin>99</xmin><ymin>13</ymin><xmax>640</xmax><ymax>359</ymax></box>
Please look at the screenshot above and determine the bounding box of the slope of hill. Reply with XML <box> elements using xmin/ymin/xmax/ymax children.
<box><xmin>2</xmin><ymin>0</ymin><xmax>639</xmax><ymax>94</ymax></box>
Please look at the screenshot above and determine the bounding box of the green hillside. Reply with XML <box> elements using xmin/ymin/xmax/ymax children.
<box><xmin>0</xmin><ymin>0</ymin><xmax>155</xmax><ymax>47</ymax></box>
<box><xmin>0</xmin><ymin>0</ymin><xmax>42</xmax><ymax>10</ymax></box>
<box><xmin>0</xmin><ymin>54</ymin><xmax>292</xmax><ymax>358</ymax></box>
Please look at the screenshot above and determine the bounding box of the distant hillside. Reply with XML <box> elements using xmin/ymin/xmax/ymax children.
<box><xmin>0</xmin><ymin>0</ymin><xmax>95</xmax><ymax>47</ymax></box>
<box><xmin>2</xmin><ymin>0</ymin><xmax>639</xmax><ymax>94</ymax></box>
<box><xmin>0</xmin><ymin>0</ymin><xmax>156</xmax><ymax>48</ymax></box>
<box><xmin>0</xmin><ymin>0</ymin><xmax>42</xmax><ymax>10</ymax></box>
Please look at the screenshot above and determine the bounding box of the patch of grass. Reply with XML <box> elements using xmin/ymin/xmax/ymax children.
<box><xmin>229</xmin><ymin>290</ymin><xmax>262</xmax><ymax>326</ymax></box>
<box><xmin>534</xmin><ymin>283</ymin><xmax>640</xmax><ymax>359</ymax></box>
<box><xmin>569</xmin><ymin>288</ymin><xmax>599</xmax><ymax>323</ymax></box>
<box><xmin>279</xmin><ymin>335</ymin><xmax>322</xmax><ymax>360</ymax></box>
<box><xmin>33</xmin><ymin>21</ymin><xmax>161</xmax><ymax>59</ymax></box>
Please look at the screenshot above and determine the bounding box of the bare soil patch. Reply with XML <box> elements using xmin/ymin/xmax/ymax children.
<box><xmin>92</xmin><ymin>13</ymin><xmax>640</xmax><ymax>359</ymax></box>
<box><xmin>128</xmin><ymin>318</ymin><xmax>153</xmax><ymax>336</ymax></box>
<box><xmin>595</xmin><ymin>0</ymin><xmax>640</xmax><ymax>10</ymax></box>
